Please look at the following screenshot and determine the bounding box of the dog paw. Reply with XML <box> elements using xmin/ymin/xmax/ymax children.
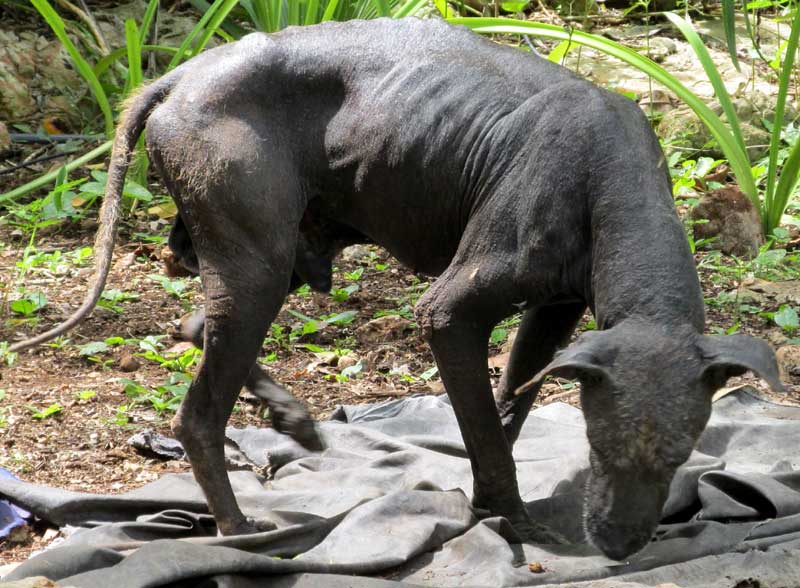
<box><xmin>271</xmin><ymin>405</ymin><xmax>325</xmax><ymax>451</ymax></box>
<box><xmin>513</xmin><ymin>518</ymin><xmax>569</xmax><ymax>545</ymax></box>
<box><xmin>472</xmin><ymin>494</ymin><xmax>568</xmax><ymax>545</ymax></box>
<box><xmin>224</xmin><ymin>516</ymin><xmax>279</xmax><ymax>536</ymax></box>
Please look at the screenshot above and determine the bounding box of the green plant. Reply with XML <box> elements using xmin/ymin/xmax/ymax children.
<box><xmin>0</xmin><ymin>343</ymin><xmax>18</xmax><ymax>367</ymax></box>
<box><xmin>670</xmin><ymin>156</ymin><xmax>727</xmax><ymax>198</ymax></box>
<box><xmin>29</xmin><ymin>403</ymin><xmax>64</xmax><ymax>420</ymax></box>
<box><xmin>331</xmin><ymin>284</ymin><xmax>359</xmax><ymax>302</ymax></box>
<box><xmin>74</xmin><ymin>390</ymin><xmax>97</xmax><ymax>401</ymax></box>
<box><xmin>140</xmin><ymin>344</ymin><xmax>202</xmax><ymax>373</ymax></box>
<box><xmin>286</xmin><ymin>309</ymin><xmax>359</xmax><ymax>336</ymax></box>
<box><xmin>344</xmin><ymin>267</ymin><xmax>364</xmax><ymax>281</ymax></box>
<box><xmin>770</xmin><ymin>305</ymin><xmax>799</xmax><ymax>332</ymax></box>
<box><xmin>233</xmin><ymin>0</ymin><xmax>423</xmax><ymax>33</ymax></box>
<box><xmin>110</xmin><ymin>403</ymin><xmax>132</xmax><ymax>426</ymax></box>
<box><xmin>98</xmin><ymin>289</ymin><xmax>139</xmax><ymax>313</ymax></box>
<box><xmin>10</xmin><ymin>292</ymin><xmax>47</xmax><ymax>318</ymax></box>
<box><xmin>490</xmin><ymin>315</ymin><xmax>522</xmax><ymax>346</ymax></box>
<box><xmin>78</xmin><ymin>337</ymin><xmax>124</xmax><ymax>369</ymax></box>
<box><xmin>149</xmin><ymin>274</ymin><xmax>191</xmax><ymax>299</ymax></box>
<box><xmin>30</xmin><ymin>0</ymin><xmax>114</xmax><ymax>137</ymax></box>
<box><xmin>120</xmin><ymin>373</ymin><xmax>192</xmax><ymax>414</ymax></box>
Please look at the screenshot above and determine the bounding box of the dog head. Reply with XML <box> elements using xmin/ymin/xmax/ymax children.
<box><xmin>518</xmin><ymin>319</ymin><xmax>782</xmax><ymax>560</ymax></box>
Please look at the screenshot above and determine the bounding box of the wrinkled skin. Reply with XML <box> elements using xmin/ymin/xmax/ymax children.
<box><xmin>14</xmin><ymin>19</ymin><xmax>783</xmax><ymax>557</ymax></box>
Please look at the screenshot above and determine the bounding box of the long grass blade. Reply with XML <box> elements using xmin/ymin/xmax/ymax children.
<box><xmin>664</xmin><ymin>13</ymin><xmax>748</xmax><ymax>163</ymax></box>
<box><xmin>448</xmin><ymin>17</ymin><xmax>758</xmax><ymax>205</ymax></box>
<box><xmin>372</xmin><ymin>0</ymin><xmax>392</xmax><ymax>16</ymax></box>
<box><xmin>765</xmin><ymin>7</ymin><xmax>800</xmax><ymax>233</ymax></box>
<box><xmin>771</xmin><ymin>138</ymin><xmax>800</xmax><ymax>231</ymax></box>
<box><xmin>305</xmin><ymin>0</ymin><xmax>321</xmax><ymax>24</ymax></box>
<box><xmin>192</xmin><ymin>0</ymin><xmax>242</xmax><ymax>56</ymax></box>
<box><xmin>30</xmin><ymin>0</ymin><xmax>114</xmax><ymax>137</ymax></box>
<box><xmin>721</xmin><ymin>0</ymin><xmax>741</xmax><ymax>71</ymax></box>
<box><xmin>393</xmin><ymin>0</ymin><xmax>427</xmax><ymax>17</ymax></box>
<box><xmin>188</xmin><ymin>0</ymin><xmax>249</xmax><ymax>36</ymax></box>
<box><xmin>322</xmin><ymin>0</ymin><xmax>341</xmax><ymax>21</ymax></box>
<box><xmin>167</xmin><ymin>0</ymin><xmax>228</xmax><ymax>69</ymax></box>
<box><xmin>269</xmin><ymin>0</ymin><xmax>283</xmax><ymax>31</ymax></box>
<box><xmin>289</xmin><ymin>0</ymin><xmax>301</xmax><ymax>26</ymax></box>
<box><xmin>125</xmin><ymin>19</ymin><xmax>143</xmax><ymax>91</ymax></box>
<box><xmin>140</xmin><ymin>0</ymin><xmax>160</xmax><ymax>43</ymax></box>
<box><xmin>94</xmin><ymin>45</ymin><xmax>178</xmax><ymax>78</ymax></box>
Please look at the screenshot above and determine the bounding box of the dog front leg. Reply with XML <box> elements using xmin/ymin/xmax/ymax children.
<box><xmin>494</xmin><ymin>302</ymin><xmax>585</xmax><ymax>447</ymax></box>
<box><xmin>416</xmin><ymin>264</ymin><xmax>564</xmax><ymax>544</ymax></box>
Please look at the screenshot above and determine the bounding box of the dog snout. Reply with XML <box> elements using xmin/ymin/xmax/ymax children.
<box><xmin>584</xmin><ymin>472</ymin><xmax>668</xmax><ymax>560</ymax></box>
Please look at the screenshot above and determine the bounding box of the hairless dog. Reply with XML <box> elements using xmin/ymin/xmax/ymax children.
<box><xmin>11</xmin><ymin>18</ymin><xmax>782</xmax><ymax>559</ymax></box>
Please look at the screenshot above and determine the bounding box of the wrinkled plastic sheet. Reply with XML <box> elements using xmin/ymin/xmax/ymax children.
<box><xmin>2</xmin><ymin>388</ymin><xmax>800</xmax><ymax>588</ymax></box>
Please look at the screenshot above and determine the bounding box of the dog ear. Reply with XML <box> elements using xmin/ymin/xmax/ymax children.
<box><xmin>514</xmin><ymin>336</ymin><xmax>613</xmax><ymax>397</ymax></box>
<box><xmin>700</xmin><ymin>334</ymin><xmax>784</xmax><ymax>392</ymax></box>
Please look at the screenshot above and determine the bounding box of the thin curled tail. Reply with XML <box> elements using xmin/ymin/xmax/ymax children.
<box><xmin>9</xmin><ymin>78</ymin><xmax>176</xmax><ymax>352</ymax></box>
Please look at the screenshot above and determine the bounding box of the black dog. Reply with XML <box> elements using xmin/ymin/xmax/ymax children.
<box><xmin>12</xmin><ymin>18</ymin><xmax>782</xmax><ymax>559</ymax></box>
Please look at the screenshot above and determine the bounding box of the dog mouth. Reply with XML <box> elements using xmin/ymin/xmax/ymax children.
<box><xmin>583</xmin><ymin>466</ymin><xmax>669</xmax><ymax>560</ymax></box>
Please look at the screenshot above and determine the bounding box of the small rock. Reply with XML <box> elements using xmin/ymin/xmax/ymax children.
<box><xmin>425</xmin><ymin>381</ymin><xmax>446</xmax><ymax>395</ymax></box>
<box><xmin>768</xmin><ymin>330</ymin><xmax>790</xmax><ymax>347</ymax></box>
<box><xmin>644</xmin><ymin>37</ymin><xmax>677</xmax><ymax>63</ymax></box>
<box><xmin>80</xmin><ymin>219</ymin><xmax>99</xmax><ymax>232</ymax></box>
<box><xmin>357</xmin><ymin>315</ymin><xmax>414</xmax><ymax>344</ymax></box>
<box><xmin>0</xmin><ymin>121</ymin><xmax>9</xmax><ymax>153</ymax></box>
<box><xmin>42</xmin><ymin>527</ymin><xmax>61</xmax><ymax>542</ymax></box>
<box><xmin>649</xmin><ymin>36</ymin><xmax>676</xmax><ymax>54</ymax></box>
<box><xmin>119</xmin><ymin>354</ymin><xmax>141</xmax><ymax>373</ymax></box>
<box><xmin>690</xmin><ymin>187</ymin><xmax>763</xmax><ymax>258</ymax></box>
<box><xmin>89</xmin><ymin>432</ymin><xmax>99</xmax><ymax>445</ymax></box>
<box><xmin>8</xmin><ymin>524</ymin><xmax>31</xmax><ymax>543</ymax></box>
<box><xmin>165</xmin><ymin>341</ymin><xmax>195</xmax><ymax>355</ymax></box>
<box><xmin>337</xmin><ymin>353</ymin><xmax>360</xmax><ymax>370</ymax></box>
<box><xmin>113</xmin><ymin>251</ymin><xmax>137</xmax><ymax>270</ymax></box>
<box><xmin>738</xmin><ymin>278</ymin><xmax>800</xmax><ymax>306</ymax></box>
<box><xmin>10</xmin><ymin>229</ymin><xmax>24</xmax><ymax>241</ymax></box>
<box><xmin>776</xmin><ymin>345</ymin><xmax>800</xmax><ymax>381</ymax></box>
<box><xmin>341</xmin><ymin>244</ymin><xmax>372</xmax><ymax>261</ymax></box>
<box><xmin>161</xmin><ymin>246</ymin><xmax>193</xmax><ymax>277</ymax></box>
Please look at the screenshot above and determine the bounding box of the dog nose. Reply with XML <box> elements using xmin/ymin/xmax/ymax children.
<box><xmin>592</xmin><ymin>529</ymin><xmax>651</xmax><ymax>561</ymax></box>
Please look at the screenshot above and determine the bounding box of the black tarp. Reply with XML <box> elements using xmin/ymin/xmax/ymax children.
<box><xmin>3</xmin><ymin>388</ymin><xmax>800</xmax><ymax>587</ymax></box>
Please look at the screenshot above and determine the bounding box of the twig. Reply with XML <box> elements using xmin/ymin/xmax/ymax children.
<box><xmin>0</xmin><ymin>151</ymin><xmax>75</xmax><ymax>175</ymax></box>
<box><xmin>54</xmin><ymin>0</ymin><xmax>110</xmax><ymax>55</ymax></box>
<box><xmin>11</xmin><ymin>133</ymin><xmax>104</xmax><ymax>144</ymax></box>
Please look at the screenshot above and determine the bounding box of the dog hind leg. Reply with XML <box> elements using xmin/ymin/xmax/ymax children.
<box><xmin>180</xmin><ymin>309</ymin><xmax>324</xmax><ymax>452</ymax></box>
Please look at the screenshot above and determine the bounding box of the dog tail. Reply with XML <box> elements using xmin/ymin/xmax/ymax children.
<box><xmin>10</xmin><ymin>75</ymin><xmax>179</xmax><ymax>352</ymax></box>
